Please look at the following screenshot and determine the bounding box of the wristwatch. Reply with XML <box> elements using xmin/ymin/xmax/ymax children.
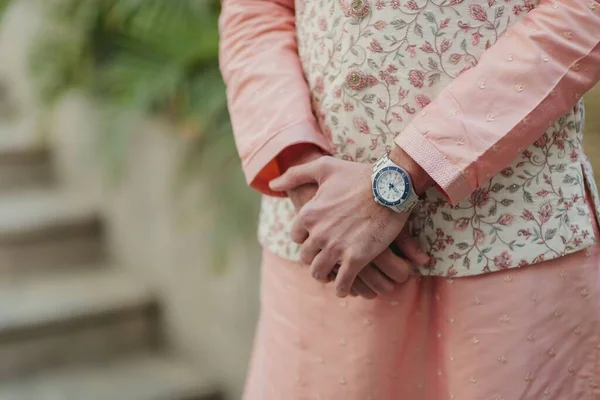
<box><xmin>371</xmin><ymin>153</ymin><xmax>421</xmax><ymax>213</ymax></box>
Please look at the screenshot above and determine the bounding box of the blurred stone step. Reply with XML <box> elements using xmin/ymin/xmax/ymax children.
<box><xmin>0</xmin><ymin>355</ymin><xmax>223</xmax><ymax>400</ymax></box>
<box><xmin>0</xmin><ymin>138</ymin><xmax>53</xmax><ymax>191</ymax></box>
<box><xmin>0</xmin><ymin>269</ymin><xmax>160</xmax><ymax>380</ymax></box>
<box><xmin>0</xmin><ymin>190</ymin><xmax>104</xmax><ymax>275</ymax></box>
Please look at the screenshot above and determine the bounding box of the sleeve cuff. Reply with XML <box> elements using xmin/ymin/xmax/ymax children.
<box><xmin>243</xmin><ymin>120</ymin><xmax>332</xmax><ymax>197</ymax></box>
<box><xmin>395</xmin><ymin>124</ymin><xmax>472</xmax><ymax>205</ymax></box>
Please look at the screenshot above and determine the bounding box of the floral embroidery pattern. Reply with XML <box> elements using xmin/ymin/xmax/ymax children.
<box><xmin>258</xmin><ymin>0</ymin><xmax>600</xmax><ymax>277</ymax></box>
<box><xmin>409</xmin><ymin>107</ymin><xmax>597</xmax><ymax>275</ymax></box>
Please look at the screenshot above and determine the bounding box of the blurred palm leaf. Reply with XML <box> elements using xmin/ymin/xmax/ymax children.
<box><xmin>30</xmin><ymin>0</ymin><xmax>259</xmax><ymax>271</ymax></box>
<box><xmin>0</xmin><ymin>0</ymin><xmax>10</xmax><ymax>16</ymax></box>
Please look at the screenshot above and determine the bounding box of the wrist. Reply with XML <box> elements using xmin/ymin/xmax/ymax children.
<box><xmin>388</xmin><ymin>144</ymin><xmax>432</xmax><ymax>196</ymax></box>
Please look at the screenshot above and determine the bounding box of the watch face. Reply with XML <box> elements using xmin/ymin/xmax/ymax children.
<box><xmin>373</xmin><ymin>166</ymin><xmax>411</xmax><ymax>207</ymax></box>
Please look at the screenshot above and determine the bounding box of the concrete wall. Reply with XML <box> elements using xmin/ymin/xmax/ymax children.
<box><xmin>0</xmin><ymin>2</ymin><xmax>260</xmax><ymax>399</ymax></box>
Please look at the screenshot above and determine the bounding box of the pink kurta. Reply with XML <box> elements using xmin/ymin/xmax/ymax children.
<box><xmin>246</xmin><ymin>217</ymin><xmax>600</xmax><ymax>399</ymax></box>
<box><xmin>219</xmin><ymin>0</ymin><xmax>600</xmax><ymax>397</ymax></box>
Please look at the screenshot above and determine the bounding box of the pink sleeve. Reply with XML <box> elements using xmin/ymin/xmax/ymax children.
<box><xmin>395</xmin><ymin>0</ymin><xmax>600</xmax><ymax>205</ymax></box>
<box><xmin>219</xmin><ymin>0</ymin><xmax>331</xmax><ymax>196</ymax></box>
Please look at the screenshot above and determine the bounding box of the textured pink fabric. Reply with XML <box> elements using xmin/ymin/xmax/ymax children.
<box><xmin>396</xmin><ymin>0</ymin><xmax>600</xmax><ymax>204</ymax></box>
<box><xmin>218</xmin><ymin>0</ymin><xmax>331</xmax><ymax>196</ymax></box>
<box><xmin>220</xmin><ymin>0</ymin><xmax>600</xmax><ymax>202</ymax></box>
<box><xmin>245</xmin><ymin>233</ymin><xmax>600</xmax><ymax>399</ymax></box>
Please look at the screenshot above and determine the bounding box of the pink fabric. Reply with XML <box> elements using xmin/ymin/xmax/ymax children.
<box><xmin>218</xmin><ymin>0</ymin><xmax>331</xmax><ymax>196</ymax></box>
<box><xmin>245</xmin><ymin>232</ymin><xmax>600</xmax><ymax>399</ymax></box>
<box><xmin>396</xmin><ymin>0</ymin><xmax>600</xmax><ymax>204</ymax></box>
<box><xmin>220</xmin><ymin>0</ymin><xmax>600</xmax><ymax>203</ymax></box>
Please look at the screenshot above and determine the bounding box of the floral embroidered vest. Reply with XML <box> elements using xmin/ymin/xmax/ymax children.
<box><xmin>258</xmin><ymin>0</ymin><xmax>600</xmax><ymax>277</ymax></box>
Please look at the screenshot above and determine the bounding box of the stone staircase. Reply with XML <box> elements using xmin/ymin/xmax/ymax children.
<box><xmin>0</xmin><ymin>138</ymin><xmax>222</xmax><ymax>399</ymax></box>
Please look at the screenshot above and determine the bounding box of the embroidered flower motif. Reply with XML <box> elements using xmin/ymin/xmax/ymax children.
<box><xmin>314</xmin><ymin>76</ymin><xmax>325</xmax><ymax>94</ymax></box>
<box><xmin>369</xmin><ymin>38</ymin><xmax>384</xmax><ymax>53</ymax></box>
<box><xmin>440</xmin><ymin>38</ymin><xmax>452</xmax><ymax>53</ymax></box>
<box><xmin>259</xmin><ymin>0</ymin><xmax>599</xmax><ymax>278</ymax></box>
<box><xmin>397</xmin><ymin>86</ymin><xmax>409</xmax><ymax>99</ymax></box>
<box><xmin>318</xmin><ymin>17</ymin><xmax>328</xmax><ymax>31</ymax></box>
<box><xmin>379</xmin><ymin>69</ymin><xmax>398</xmax><ymax>85</ymax></box>
<box><xmin>345</xmin><ymin>68</ymin><xmax>367</xmax><ymax>91</ymax></box>
<box><xmin>353</xmin><ymin>118</ymin><xmax>370</xmax><ymax>134</ymax></box>
<box><xmin>420</xmin><ymin>41</ymin><xmax>435</xmax><ymax>53</ymax></box>
<box><xmin>408</xmin><ymin>70</ymin><xmax>425</xmax><ymax>88</ymax></box>
<box><xmin>415</xmin><ymin>94</ymin><xmax>431</xmax><ymax>108</ymax></box>
<box><xmin>494</xmin><ymin>251</ymin><xmax>513</xmax><ymax>269</ymax></box>
<box><xmin>534</xmin><ymin>134</ymin><xmax>549</xmax><ymax>148</ymax></box>
<box><xmin>500</xmin><ymin>168</ymin><xmax>514</xmax><ymax>178</ymax></box>
<box><xmin>373</xmin><ymin>20</ymin><xmax>387</xmax><ymax>30</ymax></box>
<box><xmin>473</xmin><ymin>229</ymin><xmax>486</xmax><ymax>244</ymax></box>
<box><xmin>521</xmin><ymin>209</ymin><xmax>535</xmax><ymax>221</ymax></box>
<box><xmin>497</xmin><ymin>213</ymin><xmax>514</xmax><ymax>226</ymax></box>
<box><xmin>539</xmin><ymin>202</ymin><xmax>553</xmax><ymax>224</ymax></box>
<box><xmin>454</xmin><ymin>218</ymin><xmax>470</xmax><ymax>231</ymax></box>
<box><xmin>350</xmin><ymin>0</ymin><xmax>370</xmax><ymax>17</ymax></box>
<box><xmin>469</xmin><ymin>188</ymin><xmax>490</xmax><ymax>207</ymax></box>
<box><xmin>405</xmin><ymin>0</ymin><xmax>419</xmax><ymax>10</ymax></box>
<box><xmin>469</xmin><ymin>4</ymin><xmax>488</xmax><ymax>21</ymax></box>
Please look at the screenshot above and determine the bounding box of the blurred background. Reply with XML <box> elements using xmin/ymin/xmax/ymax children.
<box><xmin>0</xmin><ymin>1</ymin><xmax>596</xmax><ymax>400</ymax></box>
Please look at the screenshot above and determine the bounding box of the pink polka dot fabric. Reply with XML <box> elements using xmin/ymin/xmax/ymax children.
<box><xmin>245</xmin><ymin>234</ymin><xmax>600</xmax><ymax>400</ymax></box>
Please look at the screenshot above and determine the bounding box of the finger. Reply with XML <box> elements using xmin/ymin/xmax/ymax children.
<box><xmin>269</xmin><ymin>160</ymin><xmax>323</xmax><ymax>192</ymax></box>
<box><xmin>373</xmin><ymin>248</ymin><xmax>412</xmax><ymax>283</ymax></box>
<box><xmin>358</xmin><ymin>264</ymin><xmax>395</xmax><ymax>297</ymax></box>
<box><xmin>394</xmin><ymin>230</ymin><xmax>430</xmax><ymax>265</ymax></box>
<box><xmin>335</xmin><ymin>255</ymin><xmax>366</xmax><ymax>298</ymax></box>
<box><xmin>299</xmin><ymin>239</ymin><xmax>321</xmax><ymax>267</ymax></box>
<box><xmin>310</xmin><ymin>252</ymin><xmax>338</xmax><ymax>283</ymax></box>
<box><xmin>351</xmin><ymin>277</ymin><xmax>377</xmax><ymax>300</ymax></box>
<box><xmin>291</xmin><ymin>218</ymin><xmax>309</xmax><ymax>244</ymax></box>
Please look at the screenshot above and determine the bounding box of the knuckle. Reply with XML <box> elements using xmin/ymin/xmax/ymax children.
<box><xmin>317</xmin><ymin>156</ymin><xmax>329</xmax><ymax>168</ymax></box>
<box><xmin>325</xmin><ymin>240</ymin><xmax>343</xmax><ymax>255</ymax></box>
<box><xmin>319</xmin><ymin>157</ymin><xmax>334</xmax><ymax>175</ymax></box>
<box><xmin>345</xmin><ymin>251</ymin><xmax>365</xmax><ymax>269</ymax></box>
<box><xmin>299</xmin><ymin>247</ymin><xmax>315</xmax><ymax>265</ymax></box>
<box><xmin>312</xmin><ymin>228</ymin><xmax>327</xmax><ymax>245</ymax></box>
<box><xmin>298</xmin><ymin>205</ymin><xmax>317</xmax><ymax>227</ymax></box>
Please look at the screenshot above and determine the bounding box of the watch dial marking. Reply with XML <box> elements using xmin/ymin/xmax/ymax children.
<box><xmin>376</xmin><ymin>169</ymin><xmax>406</xmax><ymax>203</ymax></box>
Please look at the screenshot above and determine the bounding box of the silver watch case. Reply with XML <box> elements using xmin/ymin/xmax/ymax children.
<box><xmin>371</xmin><ymin>153</ymin><xmax>421</xmax><ymax>213</ymax></box>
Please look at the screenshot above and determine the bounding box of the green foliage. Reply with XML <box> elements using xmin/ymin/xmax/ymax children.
<box><xmin>30</xmin><ymin>0</ymin><xmax>259</xmax><ymax>271</ymax></box>
<box><xmin>0</xmin><ymin>0</ymin><xmax>12</xmax><ymax>22</ymax></box>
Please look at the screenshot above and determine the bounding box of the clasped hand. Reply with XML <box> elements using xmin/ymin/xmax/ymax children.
<box><xmin>270</xmin><ymin>156</ymin><xmax>429</xmax><ymax>299</ymax></box>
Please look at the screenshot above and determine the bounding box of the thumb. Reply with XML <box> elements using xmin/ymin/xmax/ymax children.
<box><xmin>394</xmin><ymin>229</ymin><xmax>430</xmax><ymax>265</ymax></box>
<box><xmin>269</xmin><ymin>159</ymin><xmax>322</xmax><ymax>192</ymax></box>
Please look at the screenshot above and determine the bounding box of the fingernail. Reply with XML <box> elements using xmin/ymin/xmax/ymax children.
<box><xmin>419</xmin><ymin>253</ymin><xmax>430</xmax><ymax>264</ymax></box>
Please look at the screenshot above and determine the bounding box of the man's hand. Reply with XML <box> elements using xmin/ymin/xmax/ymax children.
<box><xmin>270</xmin><ymin>156</ymin><xmax>421</xmax><ymax>298</ymax></box>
